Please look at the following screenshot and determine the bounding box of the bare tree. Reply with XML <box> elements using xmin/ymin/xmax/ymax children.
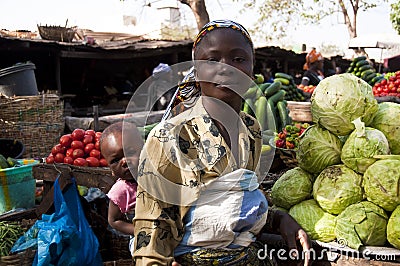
<box><xmin>178</xmin><ymin>0</ymin><xmax>210</xmax><ymax>30</ymax></box>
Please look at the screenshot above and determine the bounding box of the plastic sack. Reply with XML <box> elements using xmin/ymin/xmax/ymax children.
<box><xmin>11</xmin><ymin>175</ymin><xmax>103</xmax><ymax>265</ymax></box>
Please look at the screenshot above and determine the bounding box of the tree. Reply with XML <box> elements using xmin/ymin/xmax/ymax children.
<box><xmin>236</xmin><ymin>0</ymin><xmax>387</xmax><ymax>41</ymax></box>
<box><xmin>390</xmin><ymin>1</ymin><xmax>400</xmax><ymax>34</ymax></box>
<box><xmin>178</xmin><ymin>0</ymin><xmax>210</xmax><ymax>30</ymax></box>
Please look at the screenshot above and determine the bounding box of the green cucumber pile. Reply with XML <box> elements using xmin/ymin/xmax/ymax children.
<box><xmin>273</xmin><ymin>72</ymin><xmax>306</xmax><ymax>102</ymax></box>
<box><xmin>242</xmin><ymin>74</ymin><xmax>293</xmax><ymax>134</ymax></box>
<box><xmin>346</xmin><ymin>56</ymin><xmax>385</xmax><ymax>86</ymax></box>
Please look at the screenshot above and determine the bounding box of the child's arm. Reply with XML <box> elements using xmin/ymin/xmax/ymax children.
<box><xmin>108</xmin><ymin>200</ymin><xmax>135</xmax><ymax>235</ymax></box>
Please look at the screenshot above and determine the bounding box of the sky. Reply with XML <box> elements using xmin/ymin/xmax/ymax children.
<box><xmin>0</xmin><ymin>0</ymin><xmax>398</xmax><ymax>59</ymax></box>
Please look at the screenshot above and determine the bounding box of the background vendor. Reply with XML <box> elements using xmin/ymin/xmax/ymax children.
<box><xmin>301</xmin><ymin>48</ymin><xmax>324</xmax><ymax>86</ymax></box>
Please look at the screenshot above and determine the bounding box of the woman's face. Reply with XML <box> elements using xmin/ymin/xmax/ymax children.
<box><xmin>194</xmin><ymin>29</ymin><xmax>254</xmax><ymax>105</ymax></box>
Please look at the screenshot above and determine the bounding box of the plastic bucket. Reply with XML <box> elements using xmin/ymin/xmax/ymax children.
<box><xmin>0</xmin><ymin>62</ymin><xmax>38</xmax><ymax>96</ymax></box>
<box><xmin>0</xmin><ymin>139</ymin><xmax>25</xmax><ymax>159</ymax></box>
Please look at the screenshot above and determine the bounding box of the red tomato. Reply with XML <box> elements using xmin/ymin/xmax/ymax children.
<box><xmin>95</xmin><ymin>132</ymin><xmax>102</xmax><ymax>142</ymax></box>
<box><xmin>90</xmin><ymin>149</ymin><xmax>101</xmax><ymax>159</ymax></box>
<box><xmin>83</xmin><ymin>135</ymin><xmax>94</xmax><ymax>145</ymax></box>
<box><xmin>64</xmin><ymin>156</ymin><xmax>74</xmax><ymax>165</ymax></box>
<box><xmin>381</xmin><ymin>79</ymin><xmax>387</xmax><ymax>85</ymax></box>
<box><xmin>71</xmin><ymin>140</ymin><xmax>84</xmax><ymax>150</ymax></box>
<box><xmin>99</xmin><ymin>158</ymin><xmax>108</xmax><ymax>167</ymax></box>
<box><xmin>46</xmin><ymin>155</ymin><xmax>54</xmax><ymax>164</ymax></box>
<box><xmin>51</xmin><ymin>144</ymin><xmax>66</xmax><ymax>156</ymax></box>
<box><xmin>66</xmin><ymin>148</ymin><xmax>74</xmax><ymax>158</ymax></box>
<box><xmin>71</xmin><ymin>128</ymin><xmax>85</xmax><ymax>141</ymax></box>
<box><xmin>86</xmin><ymin>157</ymin><xmax>100</xmax><ymax>167</ymax></box>
<box><xmin>94</xmin><ymin>140</ymin><xmax>100</xmax><ymax>150</ymax></box>
<box><xmin>84</xmin><ymin>143</ymin><xmax>95</xmax><ymax>155</ymax></box>
<box><xmin>73</xmin><ymin>158</ymin><xmax>88</xmax><ymax>167</ymax></box>
<box><xmin>85</xmin><ymin>129</ymin><xmax>96</xmax><ymax>137</ymax></box>
<box><xmin>72</xmin><ymin>149</ymin><xmax>85</xmax><ymax>159</ymax></box>
<box><xmin>59</xmin><ymin>134</ymin><xmax>72</xmax><ymax>148</ymax></box>
<box><xmin>54</xmin><ymin>153</ymin><xmax>65</xmax><ymax>163</ymax></box>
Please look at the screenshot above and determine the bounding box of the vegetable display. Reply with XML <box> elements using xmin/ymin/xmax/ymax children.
<box><xmin>341</xmin><ymin>118</ymin><xmax>390</xmax><ymax>173</ymax></box>
<box><xmin>241</xmin><ymin>73</ymin><xmax>298</xmax><ymax>134</ymax></box>
<box><xmin>0</xmin><ymin>221</ymin><xmax>24</xmax><ymax>257</ymax></box>
<box><xmin>311</xmin><ymin>73</ymin><xmax>378</xmax><ymax>136</ymax></box>
<box><xmin>271</xmin><ymin>73</ymin><xmax>400</xmax><ymax>251</ymax></box>
<box><xmin>346</xmin><ymin>56</ymin><xmax>384</xmax><ymax>86</ymax></box>
<box><xmin>370</xmin><ymin>102</ymin><xmax>400</xmax><ymax>155</ymax></box>
<box><xmin>46</xmin><ymin>128</ymin><xmax>108</xmax><ymax>167</ymax></box>
<box><xmin>372</xmin><ymin>71</ymin><xmax>400</xmax><ymax>98</ymax></box>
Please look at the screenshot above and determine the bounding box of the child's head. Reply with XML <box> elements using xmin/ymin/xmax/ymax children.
<box><xmin>100</xmin><ymin>121</ymin><xmax>143</xmax><ymax>181</ymax></box>
<box><xmin>192</xmin><ymin>20</ymin><xmax>255</xmax><ymax>106</ymax></box>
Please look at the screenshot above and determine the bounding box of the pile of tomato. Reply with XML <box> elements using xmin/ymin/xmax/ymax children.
<box><xmin>372</xmin><ymin>71</ymin><xmax>400</xmax><ymax>98</ymax></box>
<box><xmin>46</xmin><ymin>128</ymin><xmax>108</xmax><ymax>167</ymax></box>
<box><xmin>297</xmin><ymin>84</ymin><xmax>316</xmax><ymax>94</ymax></box>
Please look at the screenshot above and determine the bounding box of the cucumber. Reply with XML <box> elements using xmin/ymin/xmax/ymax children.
<box><xmin>259</xmin><ymin>82</ymin><xmax>272</xmax><ymax>93</ymax></box>
<box><xmin>346</xmin><ymin>67</ymin><xmax>353</xmax><ymax>73</ymax></box>
<box><xmin>277</xmin><ymin>100</ymin><xmax>291</xmax><ymax>131</ymax></box>
<box><xmin>0</xmin><ymin>154</ymin><xmax>8</xmax><ymax>169</ymax></box>
<box><xmin>361</xmin><ymin>69</ymin><xmax>374</xmax><ymax>80</ymax></box>
<box><xmin>255</xmin><ymin>96</ymin><xmax>268</xmax><ymax>130</ymax></box>
<box><xmin>358</xmin><ymin>64</ymin><xmax>372</xmax><ymax>72</ymax></box>
<box><xmin>243</xmin><ymin>86</ymin><xmax>258</xmax><ymax>99</ymax></box>
<box><xmin>280</xmin><ymin>84</ymin><xmax>291</xmax><ymax>91</ymax></box>
<box><xmin>264</xmin><ymin>81</ymin><xmax>282</xmax><ymax>98</ymax></box>
<box><xmin>275</xmin><ymin>72</ymin><xmax>293</xmax><ymax>81</ymax></box>
<box><xmin>266</xmin><ymin>99</ymin><xmax>277</xmax><ymax>131</ymax></box>
<box><xmin>242</xmin><ymin>98</ymin><xmax>255</xmax><ymax>116</ymax></box>
<box><xmin>353</xmin><ymin>56</ymin><xmax>367</xmax><ymax>62</ymax></box>
<box><xmin>371</xmin><ymin>74</ymin><xmax>384</xmax><ymax>84</ymax></box>
<box><xmin>268</xmin><ymin>90</ymin><xmax>286</xmax><ymax>104</ymax></box>
<box><xmin>356</xmin><ymin>60</ymin><xmax>369</xmax><ymax>67</ymax></box>
<box><xmin>365</xmin><ymin>72</ymin><xmax>377</xmax><ymax>82</ymax></box>
<box><xmin>274</xmin><ymin>77</ymin><xmax>290</xmax><ymax>86</ymax></box>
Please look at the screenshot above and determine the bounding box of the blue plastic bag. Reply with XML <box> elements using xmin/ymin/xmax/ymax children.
<box><xmin>12</xmin><ymin>176</ymin><xmax>103</xmax><ymax>266</ymax></box>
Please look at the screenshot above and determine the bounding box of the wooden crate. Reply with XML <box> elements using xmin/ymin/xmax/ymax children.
<box><xmin>287</xmin><ymin>101</ymin><xmax>312</xmax><ymax>123</ymax></box>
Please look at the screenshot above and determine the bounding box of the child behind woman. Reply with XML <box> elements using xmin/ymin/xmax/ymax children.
<box><xmin>100</xmin><ymin>121</ymin><xmax>144</xmax><ymax>256</ymax></box>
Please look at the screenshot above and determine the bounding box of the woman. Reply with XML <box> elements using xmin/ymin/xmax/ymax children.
<box><xmin>133</xmin><ymin>20</ymin><xmax>311</xmax><ymax>266</ymax></box>
<box><xmin>301</xmin><ymin>48</ymin><xmax>324</xmax><ymax>86</ymax></box>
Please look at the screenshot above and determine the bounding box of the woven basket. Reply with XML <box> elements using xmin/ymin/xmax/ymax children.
<box><xmin>108</xmin><ymin>230</ymin><xmax>132</xmax><ymax>261</ymax></box>
<box><xmin>0</xmin><ymin>219</ymin><xmax>37</xmax><ymax>266</ymax></box>
<box><xmin>0</xmin><ymin>94</ymin><xmax>64</xmax><ymax>158</ymax></box>
<box><xmin>276</xmin><ymin>148</ymin><xmax>298</xmax><ymax>169</ymax></box>
<box><xmin>37</xmin><ymin>25</ymin><xmax>75</xmax><ymax>42</ymax></box>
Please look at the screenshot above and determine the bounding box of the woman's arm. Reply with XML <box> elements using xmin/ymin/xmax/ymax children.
<box><xmin>108</xmin><ymin>200</ymin><xmax>135</xmax><ymax>235</ymax></box>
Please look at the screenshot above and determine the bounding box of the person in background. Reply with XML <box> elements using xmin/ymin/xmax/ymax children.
<box><xmin>133</xmin><ymin>19</ymin><xmax>311</xmax><ymax>266</ymax></box>
<box><xmin>100</xmin><ymin>121</ymin><xmax>144</xmax><ymax>256</ymax></box>
<box><xmin>301</xmin><ymin>48</ymin><xmax>324</xmax><ymax>86</ymax></box>
<box><xmin>146</xmin><ymin>63</ymin><xmax>175</xmax><ymax>111</ymax></box>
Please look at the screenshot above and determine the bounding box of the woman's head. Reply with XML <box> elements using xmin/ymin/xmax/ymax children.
<box><xmin>100</xmin><ymin>122</ymin><xmax>143</xmax><ymax>181</ymax></box>
<box><xmin>192</xmin><ymin>20</ymin><xmax>255</xmax><ymax>107</ymax></box>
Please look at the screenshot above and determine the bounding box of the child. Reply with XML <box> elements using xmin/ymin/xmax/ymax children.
<box><xmin>134</xmin><ymin>19</ymin><xmax>311</xmax><ymax>266</ymax></box>
<box><xmin>100</xmin><ymin>121</ymin><xmax>144</xmax><ymax>256</ymax></box>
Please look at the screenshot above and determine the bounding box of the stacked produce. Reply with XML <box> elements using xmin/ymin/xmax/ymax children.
<box><xmin>273</xmin><ymin>123</ymin><xmax>310</xmax><ymax>150</ymax></box>
<box><xmin>270</xmin><ymin>73</ymin><xmax>400</xmax><ymax>251</ymax></box>
<box><xmin>346</xmin><ymin>56</ymin><xmax>384</xmax><ymax>86</ymax></box>
<box><xmin>0</xmin><ymin>154</ymin><xmax>20</xmax><ymax>169</ymax></box>
<box><xmin>0</xmin><ymin>221</ymin><xmax>24</xmax><ymax>257</ymax></box>
<box><xmin>241</xmin><ymin>74</ymin><xmax>292</xmax><ymax>135</ymax></box>
<box><xmin>297</xmin><ymin>84</ymin><xmax>316</xmax><ymax>94</ymax></box>
<box><xmin>45</xmin><ymin>128</ymin><xmax>108</xmax><ymax>167</ymax></box>
<box><xmin>273</xmin><ymin>72</ymin><xmax>306</xmax><ymax>102</ymax></box>
<box><xmin>372</xmin><ymin>71</ymin><xmax>400</xmax><ymax>98</ymax></box>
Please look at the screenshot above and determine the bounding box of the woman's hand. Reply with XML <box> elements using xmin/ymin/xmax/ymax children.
<box><xmin>278</xmin><ymin>211</ymin><xmax>312</xmax><ymax>266</ymax></box>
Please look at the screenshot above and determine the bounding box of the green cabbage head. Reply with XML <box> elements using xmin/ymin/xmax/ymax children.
<box><xmin>313</xmin><ymin>164</ymin><xmax>364</xmax><ymax>215</ymax></box>
<box><xmin>289</xmin><ymin>199</ymin><xmax>336</xmax><ymax>242</ymax></box>
<box><xmin>271</xmin><ymin>167</ymin><xmax>313</xmax><ymax>209</ymax></box>
<box><xmin>311</xmin><ymin>73</ymin><xmax>378</xmax><ymax>136</ymax></box>
<box><xmin>296</xmin><ymin>125</ymin><xmax>342</xmax><ymax>174</ymax></box>
<box><xmin>335</xmin><ymin>201</ymin><xmax>388</xmax><ymax>250</ymax></box>
<box><xmin>370</xmin><ymin>102</ymin><xmax>400</xmax><ymax>155</ymax></box>
<box><xmin>363</xmin><ymin>159</ymin><xmax>400</xmax><ymax>212</ymax></box>
<box><xmin>387</xmin><ymin>205</ymin><xmax>400</xmax><ymax>249</ymax></box>
<box><xmin>341</xmin><ymin>118</ymin><xmax>390</xmax><ymax>174</ymax></box>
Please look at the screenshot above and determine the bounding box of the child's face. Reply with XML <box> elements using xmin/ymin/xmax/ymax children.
<box><xmin>101</xmin><ymin>130</ymin><xmax>143</xmax><ymax>181</ymax></box>
<box><xmin>194</xmin><ymin>28</ymin><xmax>254</xmax><ymax>104</ymax></box>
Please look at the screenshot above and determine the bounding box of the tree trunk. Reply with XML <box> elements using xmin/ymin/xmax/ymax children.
<box><xmin>179</xmin><ymin>0</ymin><xmax>210</xmax><ymax>30</ymax></box>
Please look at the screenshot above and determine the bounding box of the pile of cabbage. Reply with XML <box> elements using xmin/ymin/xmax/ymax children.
<box><xmin>270</xmin><ymin>73</ymin><xmax>400</xmax><ymax>251</ymax></box>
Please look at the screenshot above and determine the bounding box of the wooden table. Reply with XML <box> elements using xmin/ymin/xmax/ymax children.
<box><xmin>32</xmin><ymin>163</ymin><xmax>115</xmax><ymax>217</ymax></box>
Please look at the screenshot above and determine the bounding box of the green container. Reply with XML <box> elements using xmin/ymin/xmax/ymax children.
<box><xmin>0</xmin><ymin>160</ymin><xmax>39</xmax><ymax>214</ymax></box>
